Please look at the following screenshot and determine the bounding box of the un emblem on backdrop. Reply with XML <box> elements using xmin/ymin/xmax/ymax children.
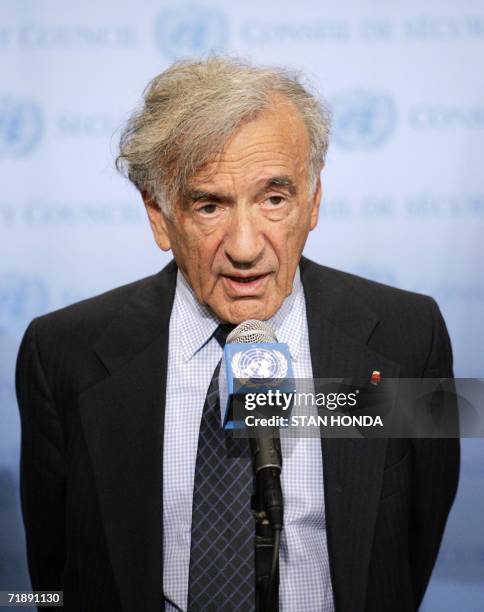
<box><xmin>231</xmin><ymin>348</ymin><xmax>288</xmax><ymax>379</ymax></box>
<box><xmin>0</xmin><ymin>274</ymin><xmax>48</xmax><ymax>333</ymax></box>
<box><xmin>154</xmin><ymin>5</ymin><xmax>228</xmax><ymax>59</ymax></box>
<box><xmin>331</xmin><ymin>90</ymin><xmax>396</xmax><ymax>149</ymax></box>
<box><xmin>0</xmin><ymin>96</ymin><xmax>43</xmax><ymax>156</ymax></box>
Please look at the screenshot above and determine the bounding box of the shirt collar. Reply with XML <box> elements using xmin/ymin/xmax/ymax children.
<box><xmin>174</xmin><ymin>271</ymin><xmax>220</xmax><ymax>363</ymax></box>
<box><xmin>265</xmin><ymin>267</ymin><xmax>304</xmax><ymax>362</ymax></box>
<box><xmin>174</xmin><ymin>267</ymin><xmax>305</xmax><ymax>363</ymax></box>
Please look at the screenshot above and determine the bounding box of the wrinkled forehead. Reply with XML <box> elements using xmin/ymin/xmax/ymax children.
<box><xmin>185</xmin><ymin>98</ymin><xmax>311</xmax><ymax>191</ymax></box>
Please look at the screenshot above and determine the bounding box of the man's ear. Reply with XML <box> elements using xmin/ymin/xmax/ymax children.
<box><xmin>309</xmin><ymin>168</ymin><xmax>323</xmax><ymax>231</ymax></box>
<box><xmin>142</xmin><ymin>192</ymin><xmax>172</xmax><ymax>251</ymax></box>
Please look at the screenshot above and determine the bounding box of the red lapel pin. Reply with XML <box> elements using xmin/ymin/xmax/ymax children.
<box><xmin>370</xmin><ymin>370</ymin><xmax>381</xmax><ymax>386</ymax></box>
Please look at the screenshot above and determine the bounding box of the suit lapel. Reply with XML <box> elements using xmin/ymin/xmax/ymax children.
<box><xmin>78</xmin><ymin>260</ymin><xmax>177</xmax><ymax>612</ymax></box>
<box><xmin>300</xmin><ymin>257</ymin><xmax>400</xmax><ymax>611</ymax></box>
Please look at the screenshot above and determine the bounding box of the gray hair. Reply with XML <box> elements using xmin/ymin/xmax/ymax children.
<box><xmin>116</xmin><ymin>57</ymin><xmax>331</xmax><ymax>216</ymax></box>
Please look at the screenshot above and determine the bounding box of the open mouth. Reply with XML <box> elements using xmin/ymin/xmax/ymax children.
<box><xmin>226</xmin><ymin>275</ymin><xmax>265</xmax><ymax>283</ymax></box>
<box><xmin>222</xmin><ymin>273</ymin><xmax>270</xmax><ymax>293</ymax></box>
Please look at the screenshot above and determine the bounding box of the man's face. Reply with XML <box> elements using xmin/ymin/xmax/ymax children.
<box><xmin>144</xmin><ymin>97</ymin><xmax>322</xmax><ymax>324</ymax></box>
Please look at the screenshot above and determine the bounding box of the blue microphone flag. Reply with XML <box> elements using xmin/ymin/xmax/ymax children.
<box><xmin>219</xmin><ymin>342</ymin><xmax>295</xmax><ymax>429</ymax></box>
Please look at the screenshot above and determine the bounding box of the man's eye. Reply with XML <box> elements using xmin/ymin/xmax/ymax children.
<box><xmin>266</xmin><ymin>196</ymin><xmax>285</xmax><ymax>206</ymax></box>
<box><xmin>197</xmin><ymin>203</ymin><xmax>218</xmax><ymax>214</ymax></box>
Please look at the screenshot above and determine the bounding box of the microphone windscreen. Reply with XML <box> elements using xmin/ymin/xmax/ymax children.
<box><xmin>226</xmin><ymin>319</ymin><xmax>277</xmax><ymax>345</ymax></box>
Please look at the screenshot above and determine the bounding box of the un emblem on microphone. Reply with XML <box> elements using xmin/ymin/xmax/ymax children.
<box><xmin>0</xmin><ymin>96</ymin><xmax>43</xmax><ymax>156</ymax></box>
<box><xmin>331</xmin><ymin>90</ymin><xmax>396</xmax><ymax>149</ymax></box>
<box><xmin>231</xmin><ymin>348</ymin><xmax>288</xmax><ymax>379</ymax></box>
<box><xmin>154</xmin><ymin>5</ymin><xmax>228</xmax><ymax>59</ymax></box>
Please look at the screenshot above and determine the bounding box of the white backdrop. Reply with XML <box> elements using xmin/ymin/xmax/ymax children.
<box><xmin>1</xmin><ymin>1</ymin><xmax>483</xmax><ymax>609</ymax></box>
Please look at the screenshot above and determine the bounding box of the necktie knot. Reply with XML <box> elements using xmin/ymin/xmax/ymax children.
<box><xmin>213</xmin><ymin>323</ymin><xmax>236</xmax><ymax>348</ymax></box>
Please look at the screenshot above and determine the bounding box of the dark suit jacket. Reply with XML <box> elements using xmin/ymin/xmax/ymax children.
<box><xmin>16</xmin><ymin>256</ymin><xmax>459</xmax><ymax>612</ymax></box>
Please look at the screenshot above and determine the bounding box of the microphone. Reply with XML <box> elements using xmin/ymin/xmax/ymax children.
<box><xmin>222</xmin><ymin>319</ymin><xmax>290</xmax><ymax>610</ymax></box>
<box><xmin>224</xmin><ymin>320</ymin><xmax>287</xmax><ymax>531</ymax></box>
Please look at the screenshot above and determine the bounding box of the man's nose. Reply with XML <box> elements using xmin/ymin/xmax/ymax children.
<box><xmin>223</xmin><ymin>206</ymin><xmax>265</xmax><ymax>268</ymax></box>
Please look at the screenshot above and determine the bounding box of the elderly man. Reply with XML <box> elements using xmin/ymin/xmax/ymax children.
<box><xmin>16</xmin><ymin>58</ymin><xmax>459</xmax><ymax>611</ymax></box>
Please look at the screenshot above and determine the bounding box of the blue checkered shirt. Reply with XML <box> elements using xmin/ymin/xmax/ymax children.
<box><xmin>163</xmin><ymin>268</ymin><xmax>335</xmax><ymax>611</ymax></box>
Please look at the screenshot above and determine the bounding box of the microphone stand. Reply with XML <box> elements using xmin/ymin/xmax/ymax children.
<box><xmin>252</xmin><ymin>477</ymin><xmax>279</xmax><ymax>612</ymax></box>
<box><xmin>250</xmin><ymin>429</ymin><xmax>283</xmax><ymax>612</ymax></box>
